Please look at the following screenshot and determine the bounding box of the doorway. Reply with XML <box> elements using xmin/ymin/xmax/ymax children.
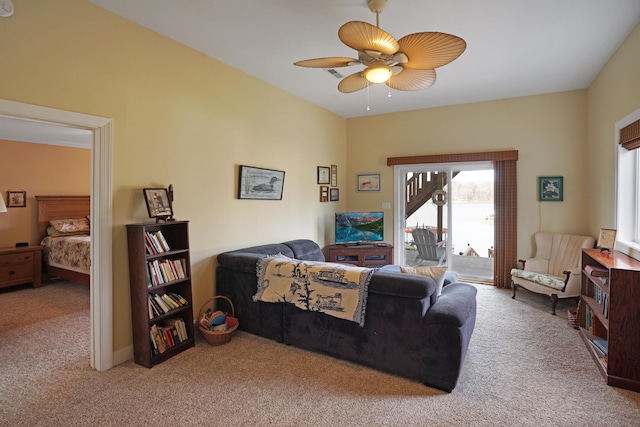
<box><xmin>394</xmin><ymin>162</ymin><xmax>494</xmax><ymax>282</ymax></box>
<box><xmin>0</xmin><ymin>99</ymin><xmax>113</xmax><ymax>370</ymax></box>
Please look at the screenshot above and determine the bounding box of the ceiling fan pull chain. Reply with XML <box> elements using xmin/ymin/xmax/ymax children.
<box><xmin>367</xmin><ymin>82</ymin><xmax>371</xmax><ymax>111</ymax></box>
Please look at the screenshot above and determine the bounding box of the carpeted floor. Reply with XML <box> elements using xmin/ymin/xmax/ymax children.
<box><xmin>1</xmin><ymin>281</ymin><xmax>639</xmax><ymax>426</ymax></box>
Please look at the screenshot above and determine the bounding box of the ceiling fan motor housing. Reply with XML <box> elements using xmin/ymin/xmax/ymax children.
<box><xmin>368</xmin><ymin>0</ymin><xmax>388</xmax><ymax>14</ymax></box>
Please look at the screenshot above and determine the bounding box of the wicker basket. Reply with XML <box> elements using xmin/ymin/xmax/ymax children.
<box><xmin>198</xmin><ymin>295</ymin><xmax>239</xmax><ymax>346</ymax></box>
<box><xmin>568</xmin><ymin>299</ymin><xmax>580</xmax><ymax>330</ymax></box>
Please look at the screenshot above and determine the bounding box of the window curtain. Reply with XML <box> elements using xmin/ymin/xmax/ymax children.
<box><xmin>493</xmin><ymin>159</ymin><xmax>518</xmax><ymax>288</ymax></box>
<box><xmin>387</xmin><ymin>150</ymin><xmax>518</xmax><ymax>287</ymax></box>
<box><xmin>620</xmin><ymin>119</ymin><xmax>640</xmax><ymax>150</ymax></box>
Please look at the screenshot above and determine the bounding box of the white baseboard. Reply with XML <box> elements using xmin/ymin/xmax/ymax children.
<box><xmin>112</xmin><ymin>345</ymin><xmax>134</xmax><ymax>366</ymax></box>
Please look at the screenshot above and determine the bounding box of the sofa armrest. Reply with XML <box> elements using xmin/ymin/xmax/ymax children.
<box><xmin>424</xmin><ymin>283</ymin><xmax>477</xmax><ymax>327</ymax></box>
<box><xmin>369</xmin><ymin>271</ymin><xmax>436</xmax><ymax>300</ymax></box>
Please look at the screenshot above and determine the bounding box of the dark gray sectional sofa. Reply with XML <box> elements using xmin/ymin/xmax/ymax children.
<box><xmin>215</xmin><ymin>239</ymin><xmax>477</xmax><ymax>392</ymax></box>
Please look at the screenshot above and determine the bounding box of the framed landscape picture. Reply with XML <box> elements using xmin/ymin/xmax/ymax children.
<box><xmin>539</xmin><ymin>176</ymin><xmax>563</xmax><ymax>201</ymax></box>
<box><xmin>357</xmin><ymin>173</ymin><xmax>381</xmax><ymax>192</ymax></box>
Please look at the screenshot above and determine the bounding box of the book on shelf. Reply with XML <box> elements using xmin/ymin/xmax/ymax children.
<box><xmin>149</xmin><ymin>318</ymin><xmax>188</xmax><ymax>355</ymax></box>
<box><xmin>144</xmin><ymin>230</ymin><xmax>171</xmax><ymax>254</ymax></box>
<box><xmin>592</xmin><ymin>339</ymin><xmax>608</xmax><ymax>355</ymax></box>
<box><xmin>584</xmin><ymin>264</ymin><xmax>608</xmax><ymax>277</ymax></box>
<box><xmin>148</xmin><ymin>292</ymin><xmax>188</xmax><ymax>319</ymax></box>
<box><xmin>146</xmin><ymin>258</ymin><xmax>187</xmax><ymax>287</ymax></box>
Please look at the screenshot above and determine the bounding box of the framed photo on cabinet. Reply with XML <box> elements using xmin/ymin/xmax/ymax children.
<box><xmin>143</xmin><ymin>188</ymin><xmax>173</xmax><ymax>220</ymax></box>
<box><xmin>597</xmin><ymin>228</ymin><xmax>616</xmax><ymax>252</ymax></box>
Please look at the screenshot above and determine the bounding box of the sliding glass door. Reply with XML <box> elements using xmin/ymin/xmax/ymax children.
<box><xmin>394</xmin><ymin>162</ymin><xmax>494</xmax><ymax>282</ymax></box>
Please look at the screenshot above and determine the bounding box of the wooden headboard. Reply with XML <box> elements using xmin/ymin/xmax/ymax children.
<box><xmin>35</xmin><ymin>195</ymin><xmax>91</xmax><ymax>241</ymax></box>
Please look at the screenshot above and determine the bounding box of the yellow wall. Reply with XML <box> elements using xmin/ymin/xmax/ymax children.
<box><xmin>1</xmin><ymin>0</ymin><xmax>638</xmax><ymax>364</ymax></box>
<box><xmin>346</xmin><ymin>91</ymin><xmax>590</xmax><ymax>257</ymax></box>
<box><xmin>0</xmin><ymin>139</ymin><xmax>91</xmax><ymax>247</ymax></box>
<box><xmin>587</xmin><ymin>23</ymin><xmax>640</xmax><ymax>237</ymax></box>
<box><xmin>0</xmin><ymin>0</ymin><xmax>347</xmax><ymax>353</ymax></box>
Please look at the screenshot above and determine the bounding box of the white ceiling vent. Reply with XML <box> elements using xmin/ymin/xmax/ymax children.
<box><xmin>325</xmin><ymin>69</ymin><xmax>344</xmax><ymax>79</ymax></box>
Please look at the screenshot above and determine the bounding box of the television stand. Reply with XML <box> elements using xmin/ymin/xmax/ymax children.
<box><xmin>326</xmin><ymin>244</ymin><xmax>393</xmax><ymax>267</ymax></box>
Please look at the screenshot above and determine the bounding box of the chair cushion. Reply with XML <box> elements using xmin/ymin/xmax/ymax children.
<box><xmin>510</xmin><ymin>268</ymin><xmax>566</xmax><ymax>291</ymax></box>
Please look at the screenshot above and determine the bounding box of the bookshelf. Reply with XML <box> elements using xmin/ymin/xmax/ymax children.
<box><xmin>579</xmin><ymin>248</ymin><xmax>640</xmax><ymax>392</ymax></box>
<box><xmin>127</xmin><ymin>221</ymin><xmax>195</xmax><ymax>368</ymax></box>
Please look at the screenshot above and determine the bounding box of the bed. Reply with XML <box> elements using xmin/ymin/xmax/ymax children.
<box><xmin>35</xmin><ymin>195</ymin><xmax>91</xmax><ymax>286</ymax></box>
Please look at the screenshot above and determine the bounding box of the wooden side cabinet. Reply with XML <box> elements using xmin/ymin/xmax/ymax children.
<box><xmin>326</xmin><ymin>244</ymin><xmax>393</xmax><ymax>267</ymax></box>
<box><xmin>579</xmin><ymin>248</ymin><xmax>640</xmax><ymax>392</ymax></box>
<box><xmin>0</xmin><ymin>246</ymin><xmax>42</xmax><ymax>289</ymax></box>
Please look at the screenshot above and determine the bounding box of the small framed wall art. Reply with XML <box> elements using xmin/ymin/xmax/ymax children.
<box><xmin>329</xmin><ymin>188</ymin><xmax>339</xmax><ymax>202</ymax></box>
<box><xmin>538</xmin><ymin>176</ymin><xmax>563</xmax><ymax>201</ymax></box>
<box><xmin>320</xmin><ymin>186</ymin><xmax>329</xmax><ymax>202</ymax></box>
<box><xmin>330</xmin><ymin>165</ymin><xmax>338</xmax><ymax>187</ymax></box>
<box><xmin>317</xmin><ymin>166</ymin><xmax>330</xmax><ymax>185</ymax></box>
<box><xmin>357</xmin><ymin>173</ymin><xmax>381</xmax><ymax>192</ymax></box>
<box><xmin>7</xmin><ymin>190</ymin><xmax>26</xmax><ymax>208</ymax></box>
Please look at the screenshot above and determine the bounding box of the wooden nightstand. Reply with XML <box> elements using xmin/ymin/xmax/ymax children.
<box><xmin>0</xmin><ymin>246</ymin><xmax>43</xmax><ymax>289</ymax></box>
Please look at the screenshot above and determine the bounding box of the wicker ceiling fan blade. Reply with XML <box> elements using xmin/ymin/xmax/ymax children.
<box><xmin>397</xmin><ymin>32</ymin><xmax>466</xmax><ymax>70</ymax></box>
<box><xmin>338</xmin><ymin>21</ymin><xmax>399</xmax><ymax>55</ymax></box>
<box><xmin>293</xmin><ymin>57</ymin><xmax>360</xmax><ymax>68</ymax></box>
<box><xmin>386</xmin><ymin>68</ymin><xmax>437</xmax><ymax>91</ymax></box>
<box><xmin>338</xmin><ymin>72</ymin><xmax>369</xmax><ymax>93</ymax></box>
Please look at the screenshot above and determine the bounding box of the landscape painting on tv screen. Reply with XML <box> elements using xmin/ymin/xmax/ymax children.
<box><xmin>335</xmin><ymin>212</ymin><xmax>384</xmax><ymax>244</ymax></box>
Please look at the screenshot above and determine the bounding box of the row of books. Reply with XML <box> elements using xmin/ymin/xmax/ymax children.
<box><xmin>593</xmin><ymin>286</ymin><xmax>610</xmax><ymax>319</ymax></box>
<box><xmin>148</xmin><ymin>292</ymin><xmax>188</xmax><ymax>319</ymax></box>
<box><xmin>150</xmin><ymin>318</ymin><xmax>188</xmax><ymax>355</ymax></box>
<box><xmin>145</xmin><ymin>230</ymin><xmax>171</xmax><ymax>254</ymax></box>
<box><xmin>147</xmin><ymin>258</ymin><xmax>187</xmax><ymax>287</ymax></box>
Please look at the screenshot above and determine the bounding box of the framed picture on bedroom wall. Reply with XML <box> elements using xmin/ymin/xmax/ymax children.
<box><xmin>7</xmin><ymin>191</ymin><xmax>26</xmax><ymax>208</ymax></box>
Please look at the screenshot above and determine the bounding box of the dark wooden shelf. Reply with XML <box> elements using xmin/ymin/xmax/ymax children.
<box><xmin>579</xmin><ymin>248</ymin><xmax>640</xmax><ymax>392</ymax></box>
<box><xmin>326</xmin><ymin>244</ymin><xmax>393</xmax><ymax>267</ymax></box>
<box><xmin>127</xmin><ymin>221</ymin><xmax>195</xmax><ymax>368</ymax></box>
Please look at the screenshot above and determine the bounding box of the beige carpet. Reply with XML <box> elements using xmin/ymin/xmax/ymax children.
<box><xmin>1</xmin><ymin>281</ymin><xmax>639</xmax><ymax>427</ymax></box>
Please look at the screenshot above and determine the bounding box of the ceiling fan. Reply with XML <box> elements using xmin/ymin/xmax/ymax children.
<box><xmin>294</xmin><ymin>0</ymin><xmax>466</xmax><ymax>94</ymax></box>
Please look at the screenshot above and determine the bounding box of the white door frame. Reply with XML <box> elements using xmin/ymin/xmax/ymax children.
<box><xmin>0</xmin><ymin>99</ymin><xmax>113</xmax><ymax>371</ymax></box>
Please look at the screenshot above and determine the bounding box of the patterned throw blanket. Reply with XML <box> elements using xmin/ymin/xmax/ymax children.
<box><xmin>253</xmin><ymin>255</ymin><xmax>374</xmax><ymax>326</ymax></box>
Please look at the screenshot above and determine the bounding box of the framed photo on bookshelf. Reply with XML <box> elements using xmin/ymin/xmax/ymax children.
<box><xmin>538</xmin><ymin>176</ymin><xmax>563</xmax><ymax>201</ymax></box>
<box><xmin>597</xmin><ymin>228</ymin><xmax>616</xmax><ymax>252</ymax></box>
<box><xmin>143</xmin><ymin>188</ymin><xmax>173</xmax><ymax>220</ymax></box>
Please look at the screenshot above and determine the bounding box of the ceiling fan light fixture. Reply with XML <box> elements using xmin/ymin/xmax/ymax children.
<box><xmin>363</xmin><ymin>62</ymin><xmax>392</xmax><ymax>84</ymax></box>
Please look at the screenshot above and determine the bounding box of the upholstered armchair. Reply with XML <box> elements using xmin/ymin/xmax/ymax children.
<box><xmin>511</xmin><ymin>232</ymin><xmax>595</xmax><ymax>314</ymax></box>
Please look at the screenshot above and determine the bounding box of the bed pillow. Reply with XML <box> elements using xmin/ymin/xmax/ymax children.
<box><xmin>400</xmin><ymin>266</ymin><xmax>448</xmax><ymax>297</ymax></box>
<box><xmin>46</xmin><ymin>226</ymin><xmax>90</xmax><ymax>237</ymax></box>
<box><xmin>49</xmin><ymin>218</ymin><xmax>90</xmax><ymax>233</ymax></box>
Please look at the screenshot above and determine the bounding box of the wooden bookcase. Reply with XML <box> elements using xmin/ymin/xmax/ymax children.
<box><xmin>579</xmin><ymin>248</ymin><xmax>640</xmax><ymax>392</ymax></box>
<box><xmin>126</xmin><ymin>221</ymin><xmax>195</xmax><ymax>368</ymax></box>
<box><xmin>326</xmin><ymin>244</ymin><xmax>393</xmax><ymax>267</ymax></box>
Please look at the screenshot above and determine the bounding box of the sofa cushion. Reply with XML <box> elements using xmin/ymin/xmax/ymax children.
<box><xmin>510</xmin><ymin>268</ymin><xmax>566</xmax><ymax>291</ymax></box>
<box><xmin>400</xmin><ymin>266</ymin><xmax>448</xmax><ymax>297</ymax></box>
<box><xmin>281</xmin><ymin>239</ymin><xmax>325</xmax><ymax>262</ymax></box>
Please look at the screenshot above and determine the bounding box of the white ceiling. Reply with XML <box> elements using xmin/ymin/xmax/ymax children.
<box><xmin>2</xmin><ymin>1</ymin><xmax>640</xmax><ymax>145</ymax></box>
<box><xmin>85</xmin><ymin>0</ymin><xmax>640</xmax><ymax>118</ymax></box>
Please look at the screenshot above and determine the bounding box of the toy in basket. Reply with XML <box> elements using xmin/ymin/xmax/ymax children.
<box><xmin>198</xmin><ymin>295</ymin><xmax>239</xmax><ymax>346</ymax></box>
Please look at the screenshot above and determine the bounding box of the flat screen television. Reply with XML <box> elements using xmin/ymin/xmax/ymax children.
<box><xmin>335</xmin><ymin>212</ymin><xmax>384</xmax><ymax>245</ymax></box>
